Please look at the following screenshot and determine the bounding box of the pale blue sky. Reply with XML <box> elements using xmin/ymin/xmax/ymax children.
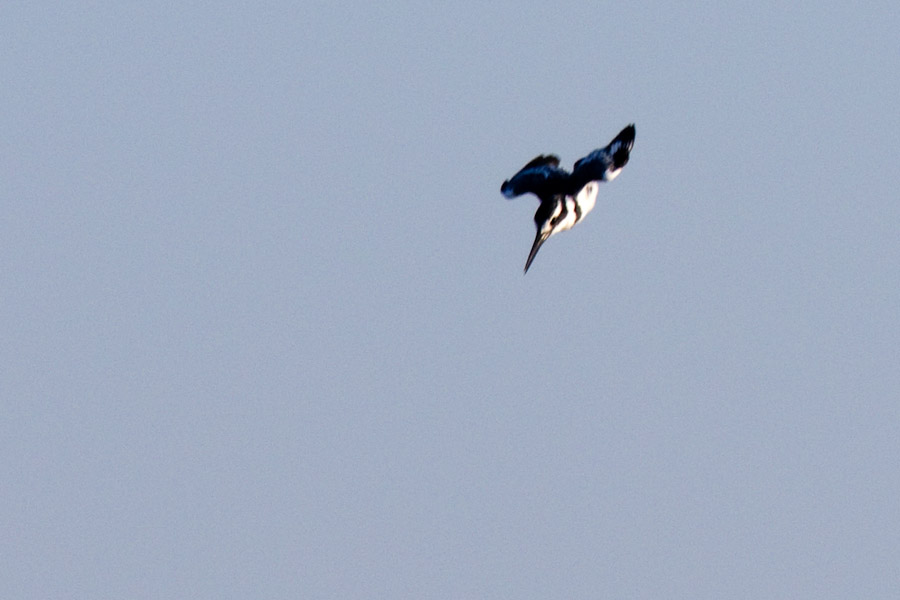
<box><xmin>3</xmin><ymin>3</ymin><xmax>900</xmax><ymax>598</ymax></box>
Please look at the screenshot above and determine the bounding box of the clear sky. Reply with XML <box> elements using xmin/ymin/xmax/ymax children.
<box><xmin>3</xmin><ymin>2</ymin><xmax>900</xmax><ymax>598</ymax></box>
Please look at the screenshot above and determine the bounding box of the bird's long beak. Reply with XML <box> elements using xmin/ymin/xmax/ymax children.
<box><xmin>524</xmin><ymin>231</ymin><xmax>549</xmax><ymax>274</ymax></box>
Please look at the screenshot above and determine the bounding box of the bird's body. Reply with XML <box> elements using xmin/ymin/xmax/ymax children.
<box><xmin>501</xmin><ymin>124</ymin><xmax>635</xmax><ymax>273</ymax></box>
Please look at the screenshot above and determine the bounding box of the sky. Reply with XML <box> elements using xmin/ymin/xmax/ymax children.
<box><xmin>3</xmin><ymin>2</ymin><xmax>900</xmax><ymax>598</ymax></box>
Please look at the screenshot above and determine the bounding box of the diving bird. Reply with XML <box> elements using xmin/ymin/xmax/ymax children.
<box><xmin>501</xmin><ymin>124</ymin><xmax>635</xmax><ymax>273</ymax></box>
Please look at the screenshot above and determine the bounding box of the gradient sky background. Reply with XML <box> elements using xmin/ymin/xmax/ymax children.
<box><xmin>4</xmin><ymin>3</ymin><xmax>900</xmax><ymax>599</ymax></box>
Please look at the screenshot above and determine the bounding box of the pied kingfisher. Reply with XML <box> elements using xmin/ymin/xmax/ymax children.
<box><xmin>501</xmin><ymin>124</ymin><xmax>635</xmax><ymax>273</ymax></box>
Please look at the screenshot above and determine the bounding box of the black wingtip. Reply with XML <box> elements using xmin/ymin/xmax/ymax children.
<box><xmin>618</xmin><ymin>124</ymin><xmax>636</xmax><ymax>143</ymax></box>
<box><xmin>520</xmin><ymin>154</ymin><xmax>561</xmax><ymax>170</ymax></box>
<box><xmin>611</xmin><ymin>124</ymin><xmax>636</xmax><ymax>168</ymax></box>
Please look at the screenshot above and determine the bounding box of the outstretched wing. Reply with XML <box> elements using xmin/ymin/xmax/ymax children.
<box><xmin>571</xmin><ymin>124</ymin><xmax>635</xmax><ymax>189</ymax></box>
<box><xmin>501</xmin><ymin>155</ymin><xmax>571</xmax><ymax>203</ymax></box>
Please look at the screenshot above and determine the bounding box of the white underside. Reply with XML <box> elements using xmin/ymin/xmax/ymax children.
<box><xmin>542</xmin><ymin>181</ymin><xmax>601</xmax><ymax>237</ymax></box>
<box><xmin>550</xmin><ymin>200</ymin><xmax>579</xmax><ymax>234</ymax></box>
<box><xmin>574</xmin><ymin>181</ymin><xmax>599</xmax><ymax>216</ymax></box>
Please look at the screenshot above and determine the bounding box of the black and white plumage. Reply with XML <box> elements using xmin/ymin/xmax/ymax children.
<box><xmin>501</xmin><ymin>124</ymin><xmax>635</xmax><ymax>273</ymax></box>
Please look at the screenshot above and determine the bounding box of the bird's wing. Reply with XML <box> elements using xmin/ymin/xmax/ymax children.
<box><xmin>571</xmin><ymin>124</ymin><xmax>635</xmax><ymax>187</ymax></box>
<box><xmin>501</xmin><ymin>155</ymin><xmax>570</xmax><ymax>203</ymax></box>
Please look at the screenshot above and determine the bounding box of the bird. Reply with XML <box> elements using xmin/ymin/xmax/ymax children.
<box><xmin>501</xmin><ymin>124</ymin><xmax>635</xmax><ymax>273</ymax></box>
